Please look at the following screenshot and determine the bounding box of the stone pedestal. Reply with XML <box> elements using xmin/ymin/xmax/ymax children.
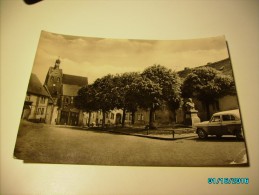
<box><xmin>184</xmin><ymin>110</ymin><xmax>201</xmax><ymax>126</ymax></box>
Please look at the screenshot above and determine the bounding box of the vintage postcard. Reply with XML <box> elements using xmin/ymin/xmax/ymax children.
<box><xmin>14</xmin><ymin>31</ymin><xmax>248</xmax><ymax>166</ymax></box>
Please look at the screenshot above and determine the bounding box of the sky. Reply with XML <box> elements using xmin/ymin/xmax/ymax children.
<box><xmin>32</xmin><ymin>31</ymin><xmax>229</xmax><ymax>84</ymax></box>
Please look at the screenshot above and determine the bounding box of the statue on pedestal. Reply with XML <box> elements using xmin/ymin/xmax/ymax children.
<box><xmin>185</xmin><ymin>98</ymin><xmax>196</xmax><ymax>112</ymax></box>
<box><xmin>184</xmin><ymin>98</ymin><xmax>200</xmax><ymax>126</ymax></box>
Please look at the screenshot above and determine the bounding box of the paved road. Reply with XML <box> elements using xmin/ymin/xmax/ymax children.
<box><xmin>14</xmin><ymin>122</ymin><xmax>248</xmax><ymax>166</ymax></box>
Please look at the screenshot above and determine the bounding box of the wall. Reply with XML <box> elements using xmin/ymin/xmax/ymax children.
<box><xmin>219</xmin><ymin>95</ymin><xmax>239</xmax><ymax>111</ymax></box>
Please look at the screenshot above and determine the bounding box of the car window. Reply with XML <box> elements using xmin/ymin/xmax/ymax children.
<box><xmin>211</xmin><ymin>115</ymin><xmax>221</xmax><ymax>122</ymax></box>
<box><xmin>222</xmin><ymin>115</ymin><xmax>235</xmax><ymax>121</ymax></box>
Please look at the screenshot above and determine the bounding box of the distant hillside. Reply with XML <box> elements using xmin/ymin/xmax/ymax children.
<box><xmin>178</xmin><ymin>58</ymin><xmax>234</xmax><ymax>78</ymax></box>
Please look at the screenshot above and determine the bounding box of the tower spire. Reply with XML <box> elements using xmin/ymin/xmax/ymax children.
<box><xmin>54</xmin><ymin>57</ymin><xmax>61</xmax><ymax>69</ymax></box>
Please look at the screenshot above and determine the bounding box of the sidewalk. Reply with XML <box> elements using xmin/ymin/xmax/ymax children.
<box><xmin>60</xmin><ymin>124</ymin><xmax>198</xmax><ymax>140</ymax></box>
<box><xmin>106</xmin><ymin>128</ymin><xmax>198</xmax><ymax>140</ymax></box>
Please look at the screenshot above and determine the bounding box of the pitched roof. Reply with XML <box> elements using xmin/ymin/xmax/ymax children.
<box><xmin>62</xmin><ymin>74</ymin><xmax>88</xmax><ymax>86</ymax></box>
<box><xmin>205</xmin><ymin>58</ymin><xmax>233</xmax><ymax>77</ymax></box>
<box><xmin>27</xmin><ymin>73</ymin><xmax>50</xmax><ymax>97</ymax></box>
<box><xmin>178</xmin><ymin>58</ymin><xmax>233</xmax><ymax>78</ymax></box>
<box><xmin>62</xmin><ymin>84</ymin><xmax>81</xmax><ymax>96</ymax></box>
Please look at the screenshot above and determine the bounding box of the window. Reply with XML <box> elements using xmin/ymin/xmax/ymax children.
<box><xmin>50</xmin><ymin>76</ymin><xmax>54</xmax><ymax>82</ymax></box>
<box><xmin>41</xmin><ymin>108</ymin><xmax>44</xmax><ymax>115</ymax></box>
<box><xmin>111</xmin><ymin>113</ymin><xmax>115</xmax><ymax>120</ymax></box>
<box><xmin>137</xmin><ymin>114</ymin><xmax>144</xmax><ymax>121</ymax></box>
<box><xmin>37</xmin><ymin>108</ymin><xmax>41</xmax><ymax>115</ymax></box>
<box><xmin>211</xmin><ymin>116</ymin><xmax>221</xmax><ymax>122</ymax></box>
<box><xmin>222</xmin><ymin>115</ymin><xmax>235</xmax><ymax>121</ymax></box>
<box><xmin>40</xmin><ymin>97</ymin><xmax>45</xmax><ymax>104</ymax></box>
<box><xmin>57</xmin><ymin>77</ymin><xmax>60</xmax><ymax>82</ymax></box>
<box><xmin>52</xmin><ymin>86</ymin><xmax>57</xmax><ymax>95</ymax></box>
<box><xmin>65</xmin><ymin>97</ymin><xmax>70</xmax><ymax>104</ymax></box>
<box><xmin>125</xmin><ymin>113</ymin><xmax>133</xmax><ymax>121</ymax></box>
<box><xmin>71</xmin><ymin>97</ymin><xmax>73</xmax><ymax>104</ymax></box>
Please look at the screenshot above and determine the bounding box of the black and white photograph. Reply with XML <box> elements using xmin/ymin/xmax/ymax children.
<box><xmin>2</xmin><ymin>0</ymin><xmax>259</xmax><ymax>194</ymax></box>
<box><xmin>13</xmin><ymin>31</ymin><xmax>248</xmax><ymax>166</ymax></box>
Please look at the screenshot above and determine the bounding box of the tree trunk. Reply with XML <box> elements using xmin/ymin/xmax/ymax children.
<box><xmin>172</xmin><ymin>109</ymin><xmax>176</xmax><ymax>123</ymax></box>
<box><xmin>122</xmin><ymin>108</ymin><xmax>126</xmax><ymax>128</ymax></box>
<box><xmin>131</xmin><ymin>111</ymin><xmax>135</xmax><ymax>125</ymax></box>
<box><xmin>149</xmin><ymin>107</ymin><xmax>155</xmax><ymax>129</ymax></box>
<box><xmin>205</xmin><ymin>102</ymin><xmax>210</xmax><ymax>120</ymax></box>
<box><xmin>102</xmin><ymin>110</ymin><xmax>106</xmax><ymax>128</ymax></box>
<box><xmin>87</xmin><ymin>111</ymin><xmax>92</xmax><ymax>127</ymax></box>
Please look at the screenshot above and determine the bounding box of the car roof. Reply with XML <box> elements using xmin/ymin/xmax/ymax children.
<box><xmin>212</xmin><ymin>109</ymin><xmax>240</xmax><ymax>119</ymax></box>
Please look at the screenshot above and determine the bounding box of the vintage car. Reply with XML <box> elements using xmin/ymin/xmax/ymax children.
<box><xmin>194</xmin><ymin>109</ymin><xmax>243</xmax><ymax>139</ymax></box>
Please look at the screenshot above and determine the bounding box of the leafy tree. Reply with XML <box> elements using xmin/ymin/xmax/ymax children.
<box><xmin>76</xmin><ymin>65</ymin><xmax>182</xmax><ymax>128</ymax></box>
<box><xmin>74</xmin><ymin>85</ymin><xmax>97</xmax><ymax>127</ymax></box>
<box><xmin>141</xmin><ymin>65</ymin><xmax>182</xmax><ymax>124</ymax></box>
<box><xmin>182</xmin><ymin>66</ymin><xmax>236</xmax><ymax>119</ymax></box>
<box><xmin>129</xmin><ymin>75</ymin><xmax>163</xmax><ymax>129</ymax></box>
<box><xmin>92</xmin><ymin>74</ymin><xmax>118</xmax><ymax>128</ymax></box>
<box><xmin>112</xmin><ymin>72</ymin><xmax>141</xmax><ymax>127</ymax></box>
<box><xmin>124</xmin><ymin>90</ymin><xmax>139</xmax><ymax>125</ymax></box>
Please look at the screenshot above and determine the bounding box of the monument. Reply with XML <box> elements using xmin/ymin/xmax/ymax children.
<box><xmin>184</xmin><ymin>98</ymin><xmax>201</xmax><ymax>126</ymax></box>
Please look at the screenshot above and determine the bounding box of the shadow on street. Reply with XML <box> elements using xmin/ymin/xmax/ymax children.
<box><xmin>190</xmin><ymin>136</ymin><xmax>245</xmax><ymax>142</ymax></box>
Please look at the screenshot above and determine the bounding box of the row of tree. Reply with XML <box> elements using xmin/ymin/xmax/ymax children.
<box><xmin>74</xmin><ymin>64</ymin><xmax>236</xmax><ymax>128</ymax></box>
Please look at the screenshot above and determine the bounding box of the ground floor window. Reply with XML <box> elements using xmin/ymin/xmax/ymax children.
<box><xmin>37</xmin><ymin>107</ymin><xmax>44</xmax><ymax>115</ymax></box>
<box><xmin>125</xmin><ymin>113</ymin><xmax>132</xmax><ymax>121</ymax></box>
<box><xmin>137</xmin><ymin>114</ymin><xmax>144</xmax><ymax>121</ymax></box>
<box><xmin>41</xmin><ymin>108</ymin><xmax>44</xmax><ymax>115</ymax></box>
<box><xmin>37</xmin><ymin>108</ymin><xmax>41</xmax><ymax>115</ymax></box>
<box><xmin>111</xmin><ymin>113</ymin><xmax>115</xmax><ymax>119</ymax></box>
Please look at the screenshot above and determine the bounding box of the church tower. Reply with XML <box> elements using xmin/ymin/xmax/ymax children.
<box><xmin>44</xmin><ymin>58</ymin><xmax>63</xmax><ymax>99</ymax></box>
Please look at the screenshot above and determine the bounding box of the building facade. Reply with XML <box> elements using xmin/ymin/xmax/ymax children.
<box><xmin>21</xmin><ymin>73</ymin><xmax>51</xmax><ymax>122</ymax></box>
<box><xmin>44</xmin><ymin>59</ymin><xmax>88</xmax><ymax>126</ymax></box>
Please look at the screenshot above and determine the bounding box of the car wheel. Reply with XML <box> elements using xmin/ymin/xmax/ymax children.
<box><xmin>216</xmin><ymin>135</ymin><xmax>222</xmax><ymax>139</ymax></box>
<box><xmin>197</xmin><ymin>129</ymin><xmax>207</xmax><ymax>139</ymax></box>
<box><xmin>235</xmin><ymin>130</ymin><xmax>243</xmax><ymax>140</ymax></box>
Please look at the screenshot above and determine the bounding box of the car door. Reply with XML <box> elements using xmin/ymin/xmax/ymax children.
<box><xmin>221</xmin><ymin>114</ymin><xmax>239</xmax><ymax>134</ymax></box>
<box><xmin>208</xmin><ymin>115</ymin><xmax>222</xmax><ymax>135</ymax></box>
